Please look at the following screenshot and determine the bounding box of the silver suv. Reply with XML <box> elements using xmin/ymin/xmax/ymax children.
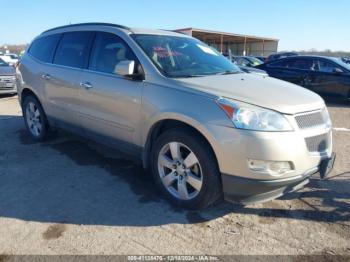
<box><xmin>17</xmin><ymin>23</ymin><xmax>335</xmax><ymax>209</ymax></box>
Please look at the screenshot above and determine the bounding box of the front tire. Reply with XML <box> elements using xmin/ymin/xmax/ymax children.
<box><xmin>22</xmin><ymin>95</ymin><xmax>49</xmax><ymax>142</ymax></box>
<box><xmin>151</xmin><ymin>129</ymin><xmax>222</xmax><ymax>209</ymax></box>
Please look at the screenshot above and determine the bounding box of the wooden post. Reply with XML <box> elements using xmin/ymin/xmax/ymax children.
<box><xmin>262</xmin><ymin>40</ymin><xmax>265</xmax><ymax>56</ymax></box>
<box><xmin>220</xmin><ymin>35</ymin><xmax>224</xmax><ymax>54</ymax></box>
<box><xmin>243</xmin><ymin>36</ymin><xmax>247</xmax><ymax>56</ymax></box>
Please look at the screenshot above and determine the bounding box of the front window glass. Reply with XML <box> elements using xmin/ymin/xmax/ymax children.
<box><xmin>316</xmin><ymin>60</ymin><xmax>343</xmax><ymax>73</ymax></box>
<box><xmin>6</xmin><ymin>54</ymin><xmax>18</xmax><ymax>59</ymax></box>
<box><xmin>89</xmin><ymin>32</ymin><xmax>138</xmax><ymax>74</ymax></box>
<box><xmin>132</xmin><ymin>34</ymin><xmax>240</xmax><ymax>78</ymax></box>
<box><xmin>0</xmin><ymin>58</ymin><xmax>9</xmax><ymax>66</ymax></box>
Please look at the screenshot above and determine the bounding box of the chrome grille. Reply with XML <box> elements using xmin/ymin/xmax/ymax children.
<box><xmin>305</xmin><ymin>132</ymin><xmax>330</xmax><ymax>153</ymax></box>
<box><xmin>0</xmin><ymin>76</ymin><xmax>15</xmax><ymax>89</ymax></box>
<box><xmin>295</xmin><ymin>109</ymin><xmax>328</xmax><ymax>129</ymax></box>
<box><xmin>0</xmin><ymin>76</ymin><xmax>15</xmax><ymax>83</ymax></box>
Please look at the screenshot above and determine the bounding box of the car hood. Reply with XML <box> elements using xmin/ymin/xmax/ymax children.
<box><xmin>176</xmin><ymin>73</ymin><xmax>324</xmax><ymax>115</ymax></box>
<box><xmin>0</xmin><ymin>66</ymin><xmax>15</xmax><ymax>76</ymax></box>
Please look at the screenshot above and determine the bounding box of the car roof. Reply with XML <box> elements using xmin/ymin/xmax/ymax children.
<box><xmin>41</xmin><ymin>22</ymin><xmax>188</xmax><ymax>38</ymax></box>
<box><xmin>269</xmin><ymin>52</ymin><xmax>298</xmax><ymax>57</ymax></box>
<box><xmin>281</xmin><ymin>55</ymin><xmax>341</xmax><ymax>60</ymax></box>
<box><xmin>273</xmin><ymin>52</ymin><xmax>298</xmax><ymax>55</ymax></box>
<box><xmin>266</xmin><ymin>55</ymin><xmax>346</xmax><ymax>66</ymax></box>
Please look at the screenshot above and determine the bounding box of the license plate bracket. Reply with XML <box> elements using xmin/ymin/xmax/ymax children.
<box><xmin>319</xmin><ymin>153</ymin><xmax>336</xmax><ymax>179</ymax></box>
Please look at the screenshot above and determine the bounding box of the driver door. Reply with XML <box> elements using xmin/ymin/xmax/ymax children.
<box><xmin>78</xmin><ymin>32</ymin><xmax>144</xmax><ymax>152</ymax></box>
<box><xmin>313</xmin><ymin>59</ymin><xmax>349</xmax><ymax>98</ymax></box>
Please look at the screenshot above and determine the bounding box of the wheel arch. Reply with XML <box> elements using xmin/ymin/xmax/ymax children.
<box><xmin>20</xmin><ymin>88</ymin><xmax>50</xmax><ymax>126</ymax></box>
<box><xmin>143</xmin><ymin>116</ymin><xmax>220</xmax><ymax>173</ymax></box>
<box><xmin>20</xmin><ymin>88</ymin><xmax>42</xmax><ymax>107</ymax></box>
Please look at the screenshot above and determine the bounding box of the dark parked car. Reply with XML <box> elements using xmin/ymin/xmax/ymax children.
<box><xmin>266</xmin><ymin>52</ymin><xmax>298</xmax><ymax>62</ymax></box>
<box><xmin>225</xmin><ymin>55</ymin><xmax>268</xmax><ymax>76</ymax></box>
<box><xmin>257</xmin><ymin>56</ymin><xmax>350</xmax><ymax>99</ymax></box>
<box><xmin>255</xmin><ymin>56</ymin><xmax>267</xmax><ymax>63</ymax></box>
<box><xmin>342</xmin><ymin>57</ymin><xmax>350</xmax><ymax>64</ymax></box>
<box><xmin>231</xmin><ymin>56</ymin><xmax>263</xmax><ymax>67</ymax></box>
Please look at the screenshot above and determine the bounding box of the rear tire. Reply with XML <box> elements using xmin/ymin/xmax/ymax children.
<box><xmin>150</xmin><ymin>129</ymin><xmax>222</xmax><ymax>209</ymax></box>
<box><xmin>22</xmin><ymin>95</ymin><xmax>49</xmax><ymax>142</ymax></box>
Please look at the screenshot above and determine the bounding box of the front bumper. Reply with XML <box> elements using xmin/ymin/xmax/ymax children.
<box><xmin>208</xmin><ymin>124</ymin><xmax>332</xmax><ymax>179</ymax></box>
<box><xmin>205</xmin><ymin>118</ymin><xmax>333</xmax><ymax>204</ymax></box>
<box><xmin>222</xmin><ymin>153</ymin><xmax>335</xmax><ymax>204</ymax></box>
<box><xmin>222</xmin><ymin>166</ymin><xmax>317</xmax><ymax>204</ymax></box>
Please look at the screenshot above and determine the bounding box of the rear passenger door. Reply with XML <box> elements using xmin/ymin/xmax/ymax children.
<box><xmin>44</xmin><ymin>31</ymin><xmax>94</xmax><ymax>129</ymax></box>
<box><xmin>265</xmin><ymin>59</ymin><xmax>296</xmax><ymax>82</ymax></box>
<box><xmin>288</xmin><ymin>57</ymin><xmax>316</xmax><ymax>88</ymax></box>
<box><xmin>78</xmin><ymin>32</ymin><xmax>144</xmax><ymax>153</ymax></box>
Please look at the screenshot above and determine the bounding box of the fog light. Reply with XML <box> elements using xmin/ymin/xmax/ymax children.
<box><xmin>248</xmin><ymin>159</ymin><xmax>293</xmax><ymax>176</ymax></box>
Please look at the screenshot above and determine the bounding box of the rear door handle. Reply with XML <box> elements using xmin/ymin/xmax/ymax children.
<box><xmin>41</xmin><ymin>74</ymin><xmax>51</xmax><ymax>80</ymax></box>
<box><xmin>80</xmin><ymin>81</ymin><xmax>93</xmax><ymax>90</ymax></box>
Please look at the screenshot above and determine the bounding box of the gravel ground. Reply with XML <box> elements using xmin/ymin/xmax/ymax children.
<box><xmin>0</xmin><ymin>94</ymin><xmax>349</xmax><ymax>256</ymax></box>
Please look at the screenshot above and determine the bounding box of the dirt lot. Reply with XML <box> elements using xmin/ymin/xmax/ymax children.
<box><xmin>0</xmin><ymin>94</ymin><xmax>349</xmax><ymax>256</ymax></box>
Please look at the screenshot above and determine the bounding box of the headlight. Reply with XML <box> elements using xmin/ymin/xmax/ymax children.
<box><xmin>217</xmin><ymin>98</ymin><xmax>293</xmax><ymax>131</ymax></box>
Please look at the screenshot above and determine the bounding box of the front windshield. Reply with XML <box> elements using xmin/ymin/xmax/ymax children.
<box><xmin>132</xmin><ymin>34</ymin><xmax>240</xmax><ymax>78</ymax></box>
<box><xmin>0</xmin><ymin>58</ymin><xmax>9</xmax><ymax>66</ymax></box>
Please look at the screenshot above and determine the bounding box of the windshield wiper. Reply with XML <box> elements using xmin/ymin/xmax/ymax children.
<box><xmin>215</xmin><ymin>70</ymin><xmax>240</xmax><ymax>75</ymax></box>
<box><xmin>172</xmin><ymin>74</ymin><xmax>207</xmax><ymax>78</ymax></box>
<box><xmin>171</xmin><ymin>71</ymin><xmax>239</xmax><ymax>78</ymax></box>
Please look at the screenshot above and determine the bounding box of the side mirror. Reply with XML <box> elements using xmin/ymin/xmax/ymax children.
<box><xmin>114</xmin><ymin>60</ymin><xmax>135</xmax><ymax>76</ymax></box>
<box><xmin>333</xmin><ymin>68</ymin><xmax>343</xmax><ymax>74</ymax></box>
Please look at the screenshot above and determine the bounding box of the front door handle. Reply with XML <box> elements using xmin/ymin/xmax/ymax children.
<box><xmin>80</xmin><ymin>81</ymin><xmax>93</xmax><ymax>90</ymax></box>
<box><xmin>41</xmin><ymin>74</ymin><xmax>51</xmax><ymax>80</ymax></box>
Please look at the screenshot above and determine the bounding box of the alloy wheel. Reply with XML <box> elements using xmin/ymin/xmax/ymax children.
<box><xmin>25</xmin><ymin>102</ymin><xmax>42</xmax><ymax>137</ymax></box>
<box><xmin>157</xmin><ymin>142</ymin><xmax>203</xmax><ymax>200</ymax></box>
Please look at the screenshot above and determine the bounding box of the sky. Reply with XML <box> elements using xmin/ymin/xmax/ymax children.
<box><xmin>1</xmin><ymin>0</ymin><xmax>349</xmax><ymax>51</ymax></box>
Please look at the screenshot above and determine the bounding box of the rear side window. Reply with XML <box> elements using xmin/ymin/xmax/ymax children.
<box><xmin>89</xmin><ymin>32</ymin><xmax>138</xmax><ymax>74</ymax></box>
<box><xmin>268</xmin><ymin>59</ymin><xmax>291</xmax><ymax>68</ymax></box>
<box><xmin>29</xmin><ymin>34</ymin><xmax>61</xmax><ymax>63</ymax></box>
<box><xmin>291</xmin><ymin>58</ymin><xmax>314</xmax><ymax>70</ymax></box>
<box><xmin>53</xmin><ymin>31</ymin><xmax>94</xmax><ymax>69</ymax></box>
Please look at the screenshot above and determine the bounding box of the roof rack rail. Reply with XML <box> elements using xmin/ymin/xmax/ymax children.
<box><xmin>41</xmin><ymin>23</ymin><xmax>130</xmax><ymax>34</ymax></box>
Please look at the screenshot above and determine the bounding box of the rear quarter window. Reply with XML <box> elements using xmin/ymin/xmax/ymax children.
<box><xmin>29</xmin><ymin>34</ymin><xmax>61</xmax><ymax>63</ymax></box>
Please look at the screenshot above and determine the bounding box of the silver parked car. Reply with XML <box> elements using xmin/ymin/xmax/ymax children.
<box><xmin>0</xmin><ymin>58</ymin><xmax>17</xmax><ymax>95</ymax></box>
<box><xmin>17</xmin><ymin>23</ymin><xmax>335</xmax><ymax>209</ymax></box>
